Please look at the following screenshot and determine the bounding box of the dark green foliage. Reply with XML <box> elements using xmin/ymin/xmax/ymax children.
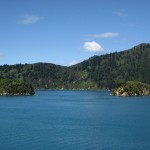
<box><xmin>0</xmin><ymin>43</ymin><xmax>149</xmax><ymax>90</ymax></box>
<box><xmin>0</xmin><ymin>63</ymin><xmax>83</xmax><ymax>89</ymax></box>
<box><xmin>0</xmin><ymin>79</ymin><xmax>35</xmax><ymax>95</ymax></box>
<box><xmin>73</xmin><ymin>43</ymin><xmax>150</xmax><ymax>89</ymax></box>
<box><xmin>112</xmin><ymin>81</ymin><xmax>150</xmax><ymax>96</ymax></box>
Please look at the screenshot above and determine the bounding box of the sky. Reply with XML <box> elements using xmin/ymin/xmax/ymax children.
<box><xmin>0</xmin><ymin>0</ymin><xmax>150</xmax><ymax>66</ymax></box>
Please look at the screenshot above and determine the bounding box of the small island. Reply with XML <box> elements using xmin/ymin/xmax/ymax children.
<box><xmin>112</xmin><ymin>81</ymin><xmax>150</xmax><ymax>96</ymax></box>
<box><xmin>0</xmin><ymin>79</ymin><xmax>35</xmax><ymax>96</ymax></box>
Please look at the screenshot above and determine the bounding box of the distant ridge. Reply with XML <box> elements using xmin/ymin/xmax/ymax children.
<box><xmin>0</xmin><ymin>43</ymin><xmax>150</xmax><ymax>89</ymax></box>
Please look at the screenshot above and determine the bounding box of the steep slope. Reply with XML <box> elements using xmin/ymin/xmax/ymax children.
<box><xmin>72</xmin><ymin>43</ymin><xmax>150</xmax><ymax>89</ymax></box>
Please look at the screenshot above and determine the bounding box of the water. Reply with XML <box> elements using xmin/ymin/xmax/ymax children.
<box><xmin>0</xmin><ymin>90</ymin><xmax>150</xmax><ymax>150</ymax></box>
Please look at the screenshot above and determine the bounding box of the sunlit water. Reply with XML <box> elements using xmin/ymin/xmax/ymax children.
<box><xmin>0</xmin><ymin>90</ymin><xmax>150</xmax><ymax>150</ymax></box>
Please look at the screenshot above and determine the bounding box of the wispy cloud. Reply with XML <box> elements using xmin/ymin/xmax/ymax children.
<box><xmin>18</xmin><ymin>15</ymin><xmax>40</xmax><ymax>25</ymax></box>
<box><xmin>69</xmin><ymin>60</ymin><xmax>78</xmax><ymax>66</ymax></box>
<box><xmin>91</xmin><ymin>32</ymin><xmax>120</xmax><ymax>38</ymax></box>
<box><xmin>83</xmin><ymin>41</ymin><xmax>103</xmax><ymax>52</ymax></box>
<box><xmin>114</xmin><ymin>9</ymin><xmax>128</xmax><ymax>17</ymax></box>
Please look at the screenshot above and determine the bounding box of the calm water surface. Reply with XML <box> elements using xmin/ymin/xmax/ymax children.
<box><xmin>0</xmin><ymin>90</ymin><xmax>150</xmax><ymax>150</ymax></box>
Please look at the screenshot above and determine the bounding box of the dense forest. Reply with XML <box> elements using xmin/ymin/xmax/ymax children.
<box><xmin>0</xmin><ymin>79</ymin><xmax>35</xmax><ymax>95</ymax></box>
<box><xmin>73</xmin><ymin>43</ymin><xmax>150</xmax><ymax>89</ymax></box>
<box><xmin>0</xmin><ymin>43</ymin><xmax>150</xmax><ymax>90</ymax></box>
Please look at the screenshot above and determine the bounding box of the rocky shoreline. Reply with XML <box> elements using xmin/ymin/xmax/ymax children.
<box><xmin>0</xmin><ymin>92</ymin><xmax>34</xmax><ymax>96</ymax></box>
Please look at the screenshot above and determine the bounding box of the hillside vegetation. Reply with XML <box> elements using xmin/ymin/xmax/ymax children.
<box><xmin>0</xmin><ymin>43</ymin><xmax>150</xmax><ymax>90</ymax></box>
<box><xmin>73</xmin><ymin>43</ymin><xmax>150</xmax><ymax>89</ymax></box>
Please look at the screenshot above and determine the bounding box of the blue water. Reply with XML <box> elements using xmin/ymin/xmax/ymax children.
<box><xmin>0</xmin><ymin>90</ymin><xmax>150</xmax><ymax>150</ymax></box>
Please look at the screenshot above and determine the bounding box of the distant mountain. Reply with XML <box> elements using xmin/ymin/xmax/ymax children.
<box><xmin>0</xmin><ymin>43</ymin><xmax>150</xmax><ymax>89</ymax></box>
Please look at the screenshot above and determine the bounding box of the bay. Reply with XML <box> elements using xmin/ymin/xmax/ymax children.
<box><xmin>0</xmin><ymin>90</ymin><xmax>150</xmax><ymax>150</ymax></box>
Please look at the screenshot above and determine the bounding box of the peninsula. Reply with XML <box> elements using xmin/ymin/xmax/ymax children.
<box><xmin>112</xmin><ymin>81</ymin><xmax>150</xmax><ymax>96</ymax></box>
<box><xmin>0</xmin><ymin>79</ymin><xmax>35</xmax><ymax>96</ymax></box>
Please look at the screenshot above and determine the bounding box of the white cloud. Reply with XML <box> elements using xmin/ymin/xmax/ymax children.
<box><xmin>92</xmin><ymin>32</ymin><xmax>119</xmax><ymax>38</ymax></box>
<box><xmin>18</xmin><ymin>15</ymin><xmax>40</xmax><ymax>24</ymax></box>
<box><xmin>69</xmin><ymin>60</ymin><xmax>78</xmax><ymax>66</ymax></box>
<box><xmin>114</xmin><ymin>10</ymin><xmax>128</xmax><ymax>17</ymax></box>
<box><xmin>83</xmin><ymin>41</ymin><xmax>103</xmax><ymax>52</ymax></box>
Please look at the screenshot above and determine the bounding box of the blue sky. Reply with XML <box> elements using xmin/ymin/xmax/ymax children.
<box><xmin>0</xmin><ymin>0</ymin><xmax>150</xmax><ymax>66</ymax></box>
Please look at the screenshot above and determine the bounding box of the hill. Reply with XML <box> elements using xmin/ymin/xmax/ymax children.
<box><xmin>0</xmin><ymin>63</ymin><xmax>81</xmax><ymax>89</ymax></box>
<box><xmin>72</xmin><ymin>43</ymin><xmax>150</xmax><ymax>89</ymax></box>
<box><xmin>0</xmin><ymin>43</ymin><xmax>150</xmax><ymax>90</ymax></box>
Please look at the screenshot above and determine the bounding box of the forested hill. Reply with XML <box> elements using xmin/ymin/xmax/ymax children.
<box><xmin>0</xmin><ymin>63</ymin><xmax>81</xmax><ymax>89</ymax></box>
<box><xmin>72</xmin><ymin>43</ymin><xmax>150</xmax><ymax>89</ymax></box>
<box><xmin>0</xmin><ymin>43</ymin><xmax>150</xmax><ymax>89</ymax></box>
